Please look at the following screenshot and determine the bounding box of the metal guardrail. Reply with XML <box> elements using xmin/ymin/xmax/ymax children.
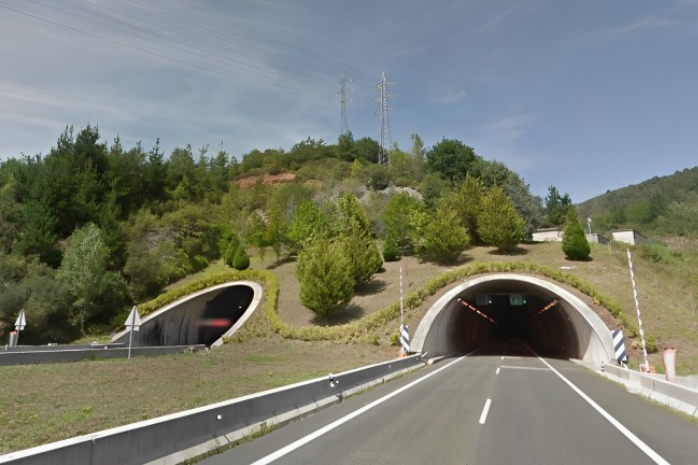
<box><xmin>0</xmin><ymin>345</ymin><xmax>205</xmax><ymax>366</ymax></box>
<box><xmin>0</xmin><ymin>354</ymin><xmax>424</xmax><ymax>465</ymax></box>
<box><xmin>601</xmin><ymin>363</ymin><xmax>698</xmax><ymax>417</ymax></box>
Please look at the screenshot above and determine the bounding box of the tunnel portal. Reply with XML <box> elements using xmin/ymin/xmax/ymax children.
<box><xmin>112</xmin><ymin>282</ymin><xmax>262</xmax><ymax>348</ymax></box>
<box><xmin>411</xmin><ymin>273</ymin><xmax>615</xmax><ymax>364</ymax></box>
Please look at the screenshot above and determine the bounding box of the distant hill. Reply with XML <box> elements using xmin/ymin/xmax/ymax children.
<box><xmin>577</xmin><ymin>166</ymin><xmax>698</xmax><ymax>238</ymax></box>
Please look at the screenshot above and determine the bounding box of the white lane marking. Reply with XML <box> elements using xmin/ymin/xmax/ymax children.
<box><xmin>500</xmin><ymin>366</ymin><xmax>548</xmax><ymax>371</ymax></box>
<box><xmin>537</xmin><ymin>356</ymin><xmax>672</xmax><ymax>465</ymax></box>
<box><xmin>249</xmin><ymin>356</ymin><xmax>466</xmax><ymax>465</ymax></box>
<box><xmin>479</xmin><ymin>398</ymin><xmax>492</xmax><ymax>425</ymax></box>
<box><xmin>495</xmin><ymin>367</ymin><xmax>500</xmax><ymax>375</ymax></box>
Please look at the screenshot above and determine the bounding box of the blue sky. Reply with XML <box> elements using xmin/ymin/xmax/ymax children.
<box><xmin>1</xmin><ymin>0</ymin><xmax>697</xmax><ymax>202</ymax></box>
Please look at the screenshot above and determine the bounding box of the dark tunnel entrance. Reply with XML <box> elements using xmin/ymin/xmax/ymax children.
<box><xmin>113</xmin><ymin>284</ymin><xmax>257</xmax><ymax>347</ymax></box>
<box><xmin>451</xmin><ymin>281</ymin><xmax>574</xmax><ymax>358</ymax></box>
<box><xmin>411</xmin><ymin>274</ymin><xmax>615</xmax><ymax>364</ymax></box>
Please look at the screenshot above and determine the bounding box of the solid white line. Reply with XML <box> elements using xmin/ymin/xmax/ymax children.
<box><xmin>537</xmin><ymin>356</ymin><xmax>672</xmax><ymax>465</ymax></box>
<box><xmin>479</xmin><ymin>398</ymin><xmax>492</xmax><ymax>425</ymax></box>
<box><xmin>249</xmin><ymin>356</ymin><xmax>466</xmax><ymax>465</ymax></box>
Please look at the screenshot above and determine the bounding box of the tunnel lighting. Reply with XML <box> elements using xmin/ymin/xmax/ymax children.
<box><xmin>457</xmin><ymin>298</ymin><xmax>497</xmax><ymax>324</ymax></box>
<box><xmin>537</xmin><ymin>300</ymin><xmax>558</xmax><ymax>315</ymax></box>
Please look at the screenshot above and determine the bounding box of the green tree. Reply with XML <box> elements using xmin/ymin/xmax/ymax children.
<box><xmin>382</xmin><ymin>234</ymin><xmax>399</xmax><ymax>261</ymax></box>
<box><xmin>13</xmin><ymin>199</ymin><xmax>60</xmax><ymax>266</ymax></box>
<box><xmin>340</xmin><ymin>218</ymin><xmax>383</xmax><ymax>287</ymax></box>
<box><xmin>419</xmin><ymin>206</ymin><xmax>470</xmax><ymax>263</ymax></box>
<box><xmin>382</xmin><ymin>192</ymin><xmax>423</xmax><ymax>254</ymax></box>
<box><xmin>562</xmin><ymin>208</ymin><xmax>591</xmax><ymax>260</ymax></box>
<box><xmin>287</xmin><ymin>201</ymin><xmax>327</xmax><ymax>251</ymax></box>
<box><xmin>426</xmin><ymin>138</ymin><xmax>477</xmax><ymax>184</ymax></box>
<box><xmin>337</xmin><ymin>131</ymin><xmax>357</xmax><ymax>161</ymax></box>
<box><xmin>447</xmin><ymin>173</ymin><xmax>484</xmax><ymax>243</ymax></box>
<box><xmin>296</xmin><ymin>237</ymin><xmax>354</xmax><ymax>318</ymax></box>
<box><xmin>57</xmin><ymin>223</ymin><xmax>127</xmax><ymax>334</ymax></box>
<box><xmin>232</xmin><ymin>246</ymin><xmax>251</xmax><ymax>270</ymax></box>
<box><xmin>478</xmin><ymin>186</ymin><xmax>525</xmax><ymax>253</ymax></box>
<box><xmin>410</xmin><ymin>133</ymin><xmax>426</xmax><ymax>182</ymax></box>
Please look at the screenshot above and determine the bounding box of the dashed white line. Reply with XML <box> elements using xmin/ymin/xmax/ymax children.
<box><xmin>495</xmin><ymin>367</ymin><xmax>500</xmax><ymax>375</ymax></box>
<box><xmin>479</xmin><ymin>398</ymin><xmax>492</xmax><ymax>425</ymax></box>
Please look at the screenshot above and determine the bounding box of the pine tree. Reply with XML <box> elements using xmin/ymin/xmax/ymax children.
<box><xmin>296</xmin><ymin>238</ymin><xmax>354</xmax><ymax>318</ymax></box>
<box><xmin>478</xmin><ymin>186</ymin><xmax>524</xmax><ymax>253</ymax></box>
<box><xmin>341</xmin><ymin>218</ymin><xmax>383</xmax><ymax>286</ymax></box>
<box><xmin>224</xmin><ymin>241</ymin><xmax>239</xmax><ymax>268</ymax></box>
<box><xmin>382</xmin><ymin>234</ymin><xmax>399</xmax><ymax>262</ymax></box>
<box><xmin>232</xmin><ymin>246</ymin><xmax>250</xmax><ymax>270</ymax></box>
<box><xmin>562</xmin><ymin>207</ymin><xmax>591</xmax><ymax>260</ymax></box>
<box><xmin>421</xmin><ymin>206</ymin><xmax>470</xmax><ymax>263</ymax></box>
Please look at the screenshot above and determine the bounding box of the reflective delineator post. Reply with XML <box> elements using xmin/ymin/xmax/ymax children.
<box><xmin>399</xmin><ymin>262</ymin><xmax>409</xmax><ymax>356</ymax></box>
<box><xmin>663</xmin><ymin>348</ymin><xmax>677</xmax><ymax>383</ymax></box>
<box><xmin>626</xmin><ymin>249</ymin><xmax>650</xmax><ymax>371</ymax></box>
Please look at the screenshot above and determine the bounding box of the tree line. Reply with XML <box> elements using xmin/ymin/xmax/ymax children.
<box><xmin>0</xmin><ymin>125</ymin><xmax>573</xmax><ymax>341</ymax></box>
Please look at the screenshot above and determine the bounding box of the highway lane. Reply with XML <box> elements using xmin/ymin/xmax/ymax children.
<box><xmin>202</xmin><ymin>343</ymin><xmax>698</xmax><ymax>465</ymax></box>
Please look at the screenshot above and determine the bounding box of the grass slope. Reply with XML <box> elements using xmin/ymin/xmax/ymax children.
<box><xmin>1</xmin><ymin>241</ymin><xmax>697</xmax><ymax>453</ymax></box>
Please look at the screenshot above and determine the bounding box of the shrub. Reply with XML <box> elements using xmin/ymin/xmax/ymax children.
<box><xmin>232</xmin><ymin>247</ymin><xmax>250</xmax><ymax>270</ymax></box>
<box><xmin>562</xmin><ymin>208</ymin><xmax>591</xmax><ymax>260</ymax></box>
<box><xmin>296</xmin><ymin>238</ymin><xmax>354</xmax><ymax>318</ymax></box>
<box><xmin>382</xmin><ymin>234</ymin><xmax>399</xmax><ymax>261</ymax></box>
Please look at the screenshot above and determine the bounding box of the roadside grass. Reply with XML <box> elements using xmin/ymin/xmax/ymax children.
<box><xmin>1</xmin><ymin>241</ymin><xmax>697</xmax><ymax>454</ymax></box>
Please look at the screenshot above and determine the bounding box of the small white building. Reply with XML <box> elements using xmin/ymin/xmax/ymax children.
<box><xmin>533</xmin><ymin>228</ymin><xmax>608</xmax><ymax>244</ymax></box>
<box><xmin>611</xmin><ymin>229</ymin><xmax>648</xmax><ymax>246</ymax></box>
<box><xmin>532</xmin><ymin>227</ymin><xmax>563</xmax><ymax>242</ymax></box>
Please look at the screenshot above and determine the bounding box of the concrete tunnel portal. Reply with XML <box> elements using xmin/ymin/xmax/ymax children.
<box><xmin>410</xmin><ymin>273</ymin><xmax>616</xmax><ymax>365</ymax></box>
<box><xmin>112</xmin><ymin>281</ymin><xmax>263</xmax><ymax>348</ymax></box>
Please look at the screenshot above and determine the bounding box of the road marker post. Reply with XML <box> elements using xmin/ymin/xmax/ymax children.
<box><xmin>626</xmin><ymin>249</ymin><xmax>650</xmax><ymax>371</ymax></box>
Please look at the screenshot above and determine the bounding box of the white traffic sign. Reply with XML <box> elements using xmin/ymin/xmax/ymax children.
<box><xmin>14</xmin><ymin>309</ymin><xmax>26</xmax><ymax>331</ymax></box>
<box><xmin>125</xmin><ymin>306</ymin><xmax>141</xmax><ymax>360</ymax></box>
<box><xmin>125</xmin><ymin>306</ymin><xmax>142</xmax><ymax>331</ymax></box>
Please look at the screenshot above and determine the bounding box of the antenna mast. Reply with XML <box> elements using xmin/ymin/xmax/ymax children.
<box><xmin>375</xmin><ymin>72</ymin><xmax>394</xmax><ymax>165</ymax></box>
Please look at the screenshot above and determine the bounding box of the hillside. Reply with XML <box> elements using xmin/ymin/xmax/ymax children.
<box><xmin>2</xmin><ymin>240</ymin><xmax>698</xmax><ymax>453</ymax></box>
<box><xmin>578</xmin><ymin>165</ymin><xmax>698</xmax><ymax>238</ymax></box>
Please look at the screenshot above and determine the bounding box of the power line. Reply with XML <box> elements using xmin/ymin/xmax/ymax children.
<box><xmin>0</xmin><ymin>1</ymin><xmax>334</xmax><ymax>104</ymax></box>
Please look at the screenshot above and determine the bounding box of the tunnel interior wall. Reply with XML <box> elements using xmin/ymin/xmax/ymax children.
<box><xmin>112</xmin><ymin>282</ymin><xmax>262</xmax><ymax>347</ymax></box>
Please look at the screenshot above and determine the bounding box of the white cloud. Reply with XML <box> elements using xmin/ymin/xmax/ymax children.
<box><xmin>612</xmin><ymin>18</ymin><xmax>675</xmax><ymax>35</ymax></box>
<box><xmin>432</xmin><ymin>88</ymin><xmax>468</xmax><ymax>104</ymax></box>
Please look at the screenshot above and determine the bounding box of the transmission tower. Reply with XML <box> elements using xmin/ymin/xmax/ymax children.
<box><xmin>338</xmin><ymin>73</ymin><xmax>352</xmax><ymax>136</ymax></box>
<box><xmin>374</xmin><ymin>72</ymin><xmax>394</xmax><ymax>165</ymax></box>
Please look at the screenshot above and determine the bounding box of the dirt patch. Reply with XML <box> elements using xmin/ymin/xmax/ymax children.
<box><xmin>236</xmin><ymin>173</ymin><xmax>296</xmax><ymax>189</ymax></box>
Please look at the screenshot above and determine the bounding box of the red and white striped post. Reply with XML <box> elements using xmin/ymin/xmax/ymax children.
<box><xmin>626</xmin><ymin>249</ymin><xmax>650</xmax><ymax>371</ymax></box>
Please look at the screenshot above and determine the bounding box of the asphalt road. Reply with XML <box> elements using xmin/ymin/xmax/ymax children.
<box><xmin>202</xmin><ymin>342</ymin><xmax>698</xmax><ymax>465</ymax></box>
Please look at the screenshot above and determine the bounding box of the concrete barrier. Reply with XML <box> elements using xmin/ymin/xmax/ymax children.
<box><xmin>0</xmin><ymin>354</ymin><xmax>424</xmax><ymax>465</ymax></box>
<box><xmin>0</xmin><ymin>346</ymin><xmax>205</xmax><ymax>367</ymax></box>
<box><xmin>601</xmin><ymin>363</ymin><xmax>698</xmax><ymax>418</ymax></box>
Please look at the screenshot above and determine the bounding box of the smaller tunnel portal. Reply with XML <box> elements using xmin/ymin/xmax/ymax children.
<box><xmin>114</xmin><ymin>285</ymin><xmax>255</xmax><ymax>347</ymax></box>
